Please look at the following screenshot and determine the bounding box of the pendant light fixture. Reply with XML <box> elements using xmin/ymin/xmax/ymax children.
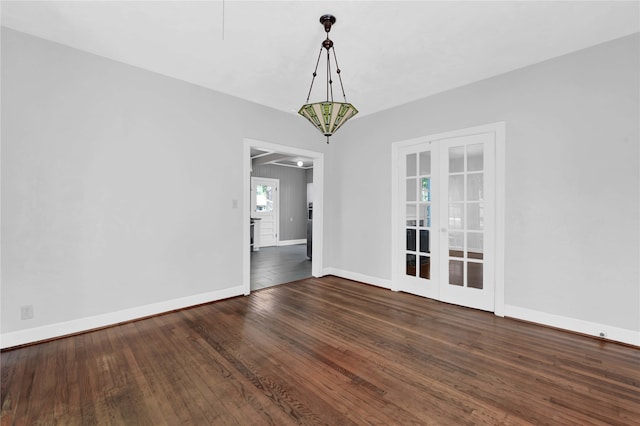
<box><xmin>299</xmin><ymin>14</ymin><xmax>358</xmax><ymax>144</ymax></box>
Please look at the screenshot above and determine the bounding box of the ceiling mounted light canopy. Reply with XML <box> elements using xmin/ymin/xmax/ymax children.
<box><xmin>299</xmin><ymin>14</ymin><xmax>358</xmax><ymax>144</ymax></box>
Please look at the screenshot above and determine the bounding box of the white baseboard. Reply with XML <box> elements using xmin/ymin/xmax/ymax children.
<box><xmin>504</xmin><ymin>304</ymin><xmax>639</xmax><ymax>347</ymax></box>
<box><xmin>0</xmin><ymin>285</ymin><xmax>245</xmax><ymax>349</ymax></box>
<box><xmin>322</xmin><ymin>267</ymin><xmax>392</xmax><ymax>290</ymax></box>
<box><xmin>278</xmin><ymin>239</ymin><xmax>307</xmax><ymax>246</ymax></box>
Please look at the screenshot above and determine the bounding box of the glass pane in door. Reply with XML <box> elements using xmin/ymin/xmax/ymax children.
<box><xmin>406</xmin><ymin>254</ymin><xmax>417</xmax><ymax>276</ymax></box>
<box><xmin>419</xmin><ymin>151</ymin><xmax>431</xmax><ymax>175</ymax></box>
<box><xmin>449</xmin><ymin>175</ymin><xmax>464</xmax><ymax>201</ymax></box>
<box><xmin>406</xmin><ymin>204</ymin><xmax>417</xmax><ymax>226</ymax></box>
<box><xmin>406</xmin><ymin>229</ymin><xmax>417</xmax><ymax>252</ymax></box>
<box><xmin>407</xmin><ymin>153</ymin><xmax>417</xmax><ymax>177</ymax></box>
<box><xmin>419</xmin><ymin>256</ymin><xmax>430</xmax><ymax>279</ymax></box>
<box><xmin>467</xmin><ymin>144</ymin><xmax>484</xmax><ymax>171</ymax></box>
<box><xmin>468</xmin><ymin>262</ymin><xmax>483</xmax><ymax>289</ymax></box>
<box><xmin>467</xmin><ymin>232</ymin><xmax>483</xmax><ymax>259</ymax></box>
<box><xmin>449</xmin><ymin>260</ymin><xmax>463</xmax><ymax>286</ymax></box>
<box><xmin>467</xmin><ymin>174</ymin><xmax>483</xmax><ymax>201</ymax></box>
<box><xmin>418</xmin><ymin>203</ymin><xmax>431</xmax><ymax>227</ymax></box>
<box><xmin>419</xmin><ymin>230</ymin><xmax>430</xmax><ymax>253</ymax></box>
<box><xmin>448</xmin><ymin>232</ymin><xmax>464</xmax><ymax>257</ymax></box>
<box><xmin>421</xmin><ymin>178</ymin><xmax>431</xmax><ymax>201</ymax></box>
<box><xmin>449</xmin><ymin>146</ymin><xmax>465</xmax><ymax>173</ymax></box>
<box><xmin>255</xmin><ymin>185</ymin><xmax>274</xmax><ymax>212</ymax></box>
<box><xmin>406</xmin><ymin>179</ymin><xmax>417</xmax><ymax>202</ymax></box>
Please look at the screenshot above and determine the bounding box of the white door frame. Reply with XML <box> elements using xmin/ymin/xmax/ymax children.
<box><xmin>243</xmin><ymin>138</ymin><xmax>325</xmax><ymax>296</ymax></box>
<box><xmin>391</xmin><ymin>122</ymin><xmax>506</xmax><ymax>316</ymax></box>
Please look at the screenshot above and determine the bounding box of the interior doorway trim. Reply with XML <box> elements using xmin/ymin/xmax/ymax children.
<box><xmin>390</xmin><ymin>122</ymin><xmax>506</xmax><ymax>316</ymax></box>
<box><xmin>243</xmin><ymin>138</ymin><xmax>325</xmax><ymax>295</ymax></box>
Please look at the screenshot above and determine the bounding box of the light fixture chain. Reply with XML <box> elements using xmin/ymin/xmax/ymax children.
<box><xmin>326</xmin><ymin>49</ymin><xmax>334</xmax><ymax>102</ymax></box>
<box><xmin>332</xmin><ymin>47</ymin><xmax>348</xmax><ymax>102</ymax></box>
<box><xmin>305</xmin><ymin>47</ymin><xmax>324</xmax><ymax>103</ymax></box>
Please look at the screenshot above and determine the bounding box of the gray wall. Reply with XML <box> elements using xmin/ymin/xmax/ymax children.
<box><xmin>252</xmin><ymin>164</ymin><xmax>308</xmax><ymax>241</ymax></box>
<box><xmin>326</xmin><ymin>33</ymin><xmax>640</xmax><ymax>332</ymax></box>
<box><xmin>0</xmin><ymin>28</ymin><xmax>328</xmax><ymax>335</ymax></box>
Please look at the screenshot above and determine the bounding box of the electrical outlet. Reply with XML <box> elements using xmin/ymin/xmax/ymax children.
<box><xmin>21</xmin><ymin>305</ymin><xmax>34</xmax><ymax>320</ymax></box>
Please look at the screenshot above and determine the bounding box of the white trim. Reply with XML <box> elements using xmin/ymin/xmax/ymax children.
<box><xmin>390</xmin><ymin>122</ymin><xmax>506</xmax><ymax>315</ymax></box>
<box><xmin>493</xmin><ymin>122</ymin><xmax>506</xmax><ymax>317</ymax></box>
<box><xmin>0</xmin><ymin>286</ymin><xmax>245</xmax><ymax>349</ymax></box>
<box><xmin>244</xmin><ymin>139</ymin><xmax>324</xmax><ymax>292</ymax></box>
<box><xmin>323</xmin><ymin>267</ymin><xmax>392</xmax><ymax>290</ymax></box>
<box><xmin>311</xmin><ymin>155</ymin><xmax>324</xmax><ymax>278</ymax></box>
<box><xmin>243</xmin><ymin>140</ymin><xmax>251</xmax><ymax>295</ymax></box>
<box><xmin>504</xmin><ymin>304</ymin><xmax>640</xmax><ymax>347</ymax></box>
<box><xmin>390</xmin><ymin>140</ymin><xmax>400</xmax><ymax>291</ymax></box>
<box><xmin>278</xmin><ymin>239</ymin><xmax>307</xmax><ymax>246</ymax></box>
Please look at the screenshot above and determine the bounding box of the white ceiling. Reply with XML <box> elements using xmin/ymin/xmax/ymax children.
<box><xmin>2</xmin><ymin>1</ymin><xmax>638</xmax><ymax>118</ymax></box>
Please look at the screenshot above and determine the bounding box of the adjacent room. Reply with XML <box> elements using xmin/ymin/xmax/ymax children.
<box><xmin>1</xmin><ymin>1</ymin><xmax>639</xmax><ymax>424</ymax></box>
<box><xmin>249</xmin><ymin>146</ymin><xmax>313</xmax><ymax>290</ymax></box>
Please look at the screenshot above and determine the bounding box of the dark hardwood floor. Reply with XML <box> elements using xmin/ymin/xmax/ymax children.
<box><xmin>2</xmin><ymin>276</ymin><xmax>639</xmax><ymax>425</ymax></box>
<box><xmin>251</xmin><ymin>244</ymin><xmax>311</xmax><ymax>290</ymax></box>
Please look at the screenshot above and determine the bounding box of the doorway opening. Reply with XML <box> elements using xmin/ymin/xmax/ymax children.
<box><xmin>243</xmin><ymin>139</ymin><xmax>324</xmax><ymax>295</ymax></box>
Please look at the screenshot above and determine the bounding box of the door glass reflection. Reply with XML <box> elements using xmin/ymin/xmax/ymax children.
<box><xmin>449</xmin><ymin>146</ymin><xmax>464</xmax><ymax>173</ymax></box>
<box><xmin>449</xmin><ymin>260</ymin><xmax>463</xmax><ymax>286</ymax></box>
<box><xmin>448</xmin><ymin>203</ymin><xmax>464</xmax><ymax>229</ymax></box>
<box><xmin>467</xmin><ymin>144</ymin><xmax>484</xmax><ymax>172</ymax></box>
<box><xmin>467</xmin><ymin>232</ymin><xmax>483</xmax><ymax>259</ymax></box>
<box><xmin>467</xmin><ymin>203</ymin><xmax>483</xmax><ymax>230</ymax></box>
<box><xmin>406</xmin><ymin>178</ymin><xmax>416</xmax><ymax>202</ymax></box>
<box><xmin>449</xmin><ymin>232</ymin><xmax>464</xmax><ymax>258</ymax></box>
<box><xmin>406</xmin><ymin>204</ymin><xmax>417</xmax><ymax>226</ymax></box>
<box><xmin>419</xmin><ymin>203</ymin><xmax>431</xmax><ymax>227</ymax></box>
<box><xmin>419</xmin><ymin>229</ymin><xmax>430</xmax><ymax>253</ymax></box>
<box><xmin>449</xmin><ymin>175</ymin><xmax>464</xmax><ymax>201</ymax></box>
<box><xmin>421</xmin><ymin>177</ymin><xmax>431</xmax><ymax>202</ymax></box>
<box><xmin>419</xmin><ymin>151</ymin><xmax>431</xmax><ymax>175</ymax></box>
<box><xmin>406</xmin><ymin>229</ymin><xmax>416</xmax><ymax>251</ymax></box>
<box><xmin>406</xmin><ymin>254</ymin><xmax>417</xmax><ymax>276</ymax></box>
<box><xmin>468</xmin><ymin>262</ymin><xmax>483</xmax><ymax>289</ymax></box>
<box><xmin>419</xmin><ymin>256</ymin><xmax>430</xmax><ymax>279</ymax></box>
<box><xmin>406</xmin><ymin>153</ymin><xmax>417</xmax><ymax>177</ymax></box>
<box><xmin>467</xmin><ymin>173</ymin><xmax>483</xmax><ymax>201</ymax></box>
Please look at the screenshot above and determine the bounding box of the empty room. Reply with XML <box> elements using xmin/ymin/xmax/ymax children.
<box><xmin>1</xmin><ymin>1</ymin><xmax>639</xmax><ymax>424</ymax></box>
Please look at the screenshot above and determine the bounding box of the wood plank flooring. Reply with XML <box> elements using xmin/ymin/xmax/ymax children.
<box><xmin>2</xmin><ymin>276</ymin><xmax>639</xmax><ymax>425</ymax></box>
<box><xmin>250</xmin><ymin>244</ymin><xmax>311</xmax><ymax>290</ymax></box>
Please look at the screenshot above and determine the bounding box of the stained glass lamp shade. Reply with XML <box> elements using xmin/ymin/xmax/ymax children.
<box><xmin>298</xmin><ymin>101</ymin><xmax>358</xmax><ymax>138</ymax></box>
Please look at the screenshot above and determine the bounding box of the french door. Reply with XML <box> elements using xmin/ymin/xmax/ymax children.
<box><xmin>397</xmin><ymin>132</ymin><xmax>495</xmax><ymax>311</ymax></box>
